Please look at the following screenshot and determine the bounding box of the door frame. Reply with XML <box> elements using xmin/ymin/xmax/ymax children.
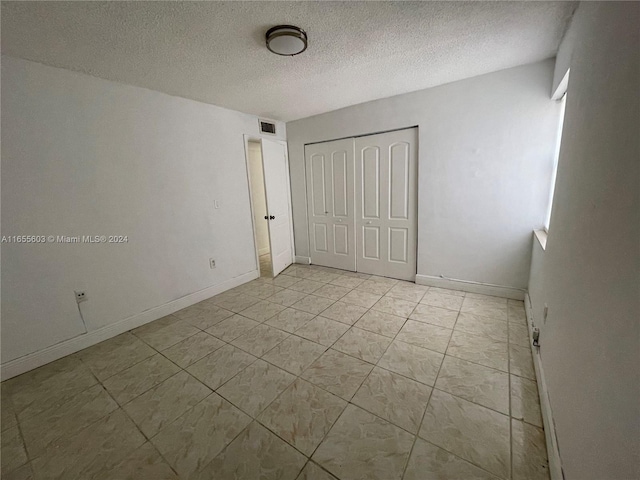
<box><xmin>242</xmin><ymin>134</ymin><xmax>296</xmax><ymax>277</ymax></box>
<box><xmin>302</xmin><ymin>126</ymin><xmax>419</xmax><ymax>280</ymax></box>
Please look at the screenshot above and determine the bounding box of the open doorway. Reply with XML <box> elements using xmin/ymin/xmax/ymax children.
<box><xmin>247</xmin><ymin>140</ymin><xmax>273</xmax><ymax>277</ymax></box>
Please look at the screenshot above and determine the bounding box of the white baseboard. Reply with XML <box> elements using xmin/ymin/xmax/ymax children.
<box><xmin>294</xmin><ymin>256</ymin><xmax>311</xmax><ymax>265</ymax></box>
<box><xmin>0</xmin><ymin>270</ymin><xmax>259</xmax><ymax>381</ymax></box>
<box><xmin>525</xmin><ymin>293</ymin><xmax>563</xmax><ymax>480</ymax></box>
<box><xmin>415</xmin><ymin>274</ymin><xmax>525</xmax><ymax>300</ymax></box>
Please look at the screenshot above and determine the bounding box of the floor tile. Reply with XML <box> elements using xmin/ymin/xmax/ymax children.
<box><xmin>93</xmin><ymin>442</ymin><xmax>179</xmax><ymax>480</ymax></box>
<box><xmin>419</xmin><ymin>390</ymin><xmax>510</xmax><ymax>478</ymax></box>
<box><xmin>212</xmin><ymin>293</ymin><xmax>262</xmax><ymax>313</ymax></box>
<box><xmin>291</xmin><ymin>295</ymin><xmax>335</xmax><ymax>315</ymax></box>
<box><xmin>6</xmin><ymin>355</ymin><xmax>98</xmax><ymax>421</ymax></box>
<box><xmin>356</xmin><ymin>279</ymin><xmax>393</xmax><ymax>295</ymax></box>
<box><xmin>341</xmin><ymin>290</ymin><xmax>382</xmax><ymax>309</ymax></box>
<box><xmin>151</xmin><ymin>393</ymin><xmax>251</xmax><ymax>479</ymax></box>
<box><xmin>273</xmin><ymin>275</ymin><xmax>301</xmax><ymax>288</ymax></box>
<box><xmin>20</xmin><ymin>384</ymin><xmax>118</xmax><ymax>458</ymax></box>
<box><xmin>460</xmin><ymin>297</ymin><xmax>508</xmax><ymax>321</ymax></box>
<box><xmin>195</xmin><ymin>422</ymin><xmax>306</xmax><ymax>480</ymax></box>
<box><xmin>205</xmin><ymin>314</ymin><xmax>260</xmax><ymax>342</ymax></box>
<box><xmin>354</xmin><ymin>309</ymin><xmax>406</xmax><ymax>337</ymax></box>
<box><xmin>263</xmin><ymin>335</ymin><xmax>327</xmax><ymax>375</ymax></box>
<box><xmin>294</xmin><ymin>316</ymin><xmax>350</xmax><ymax>346</ymax></box>
<box><xmin>187</xmin><ymin>344</ymin><xmax>256</xmax><ymax>390</ymax></box>
<box><xmin>313</xmin><ymin>283</ymin><xmax>351</xmax><ymax>300</ymax></box>
<box><xmin>1</xmin><ymin>386</ymin><xmax>17</xmax><ymax>432</ymax></box>
<box><xmin>455</xmin><ymin>312</ymin><xmax>508</xmax><ymax>343</ymax></box>
<box><xmin>123</xmin><ymin>371</ymin><xmax>211</xmax><ymax>438</ymax></box>
<box><xmin>301</xmin><ymin>349</ymin><xmax>373</xmax><ymax>400</ymax></box>
<box><xmin>332</xmin><ymin>327</ymin><xmax>392</xmax><ymax>363</ymax></box>
<box><xmin>218</xmin><ymin>360</ymin><xmax>295</xmax><ymax>417</ymax></box>
<box><xmin>312</xmin><ymin>404</ymin><xmax>413</xmax><ymax>480</ymax></box>
<box><xmin>296</xmin><ymin>462</ymin><xmax>338</xmax><ymax>480</ymax></box>
<box><xmin>320</xmin><ymin>301</ymin><xmax>367</xmax><ymax>325</ymax></box>
<box><xmin>1</xmin><ymin>425</ymin><xmax>27</xmax><ymax>474</ymax></box>
<box><xmin>509</xmin><ymin>322</ymin><xmax>530</xmax><ymax>347</ymax></box>
<box><xmin>161</xmin><ymin>331</ymin><xmax>225</xmax><ymax>368</ymax></box>
<box><xmin>268</xmin><ymin>289</ymin><xmax>308</xmax><ymax>306</ymax></box>
<box><xmin>231</xmin><ymin>324</ymin><xmax>290</xmax><ymax>357</ymax></box>
<box><xmin>352</xmin><ymin>367</ymin><xmax>432</xmax><ymax>433</ymax></box>
<box><xmin>396</xmin><ymin>320</ymin><xmax>452</xmax><ymax>353</ymax></box>
<box><xmin>512</xmin><ymin>419</ymin><xmax>550</xmax><ymax>479</ymax></box>
<box><xmin>238</xmin><ymin>300</ymin><xmax>287</xmax><ymax>322</ymax></box>
<box><xmin>102</xmin><ymin>354</ymin><xmax>180</xmax><ymax>405</ymax></box>
<box><xmin>288</xmin><ymin>279</ymin><xmax>325</xmax><ymax>294</ymax></box>
<box><xmin>175</xmin><ymin>304</ymin><xmax>235</xmax><ymax>330</ymax></box>
<box><xmin>446</xmin><ymin>331</ymin><xmax>508</xmax><ymax>372</ymax></box>
<box><xmin>420</xmin><ymin>291</ymin><xmax>464</xmax><ymax>311</ymax></box>
<box><xmin>368</xmin><ymin>275</ymin><xmax>399</xmax><ymax>286</ymax></box>
<box><xmin>435</xmin><ymin>356</ymin><xmax>509</xmax><ymax>414</ymax></box>
<box><xmin>509</xmin><ymin>343</ymin><xmax>536</xmax><ymax>380</ymax></box>
<box><xmin>410</xmin><ymin>304</ymin><xmax>459</xmax><ymax>328</ymax></box>
<box><xmin>31</xmin><ymin>409</ymin><xmax>146</xmax><ymax>480</ymax></box>
<box><xmin>510</xmin><ymin>375</ymin><xmax>543</xmax><ymax>427</ymax></box>
<box><xmin>428</xmin><ymin>287</ymin><xmax>465</xmax><ymax>297</ymax></box>
<box><xmin>404</xmin><ymin>439</ymin><xmax>499</xmax><ymax>480</ymax></box>
<box><xmin>385</xmin><ymin>283</ymin><xmax>427</xmax><ymax>303</ymax></box>
<box><xmin>378</xmin><ymin>340</ymin><xmax>443</xmax><ymax>386</ymax></box>
<box><xmin>265</xmin><ymin>308</ymin><xmax>315</xmax><ymax>333</ymax></box>
<box><xmin>259</xmin><ymin>378</ymin><xmax>347</xmax><ymax>455</ymax></box>
<box><xmin>76</xmin><ymin>332</ymin><xmax>156</xmax><ymax>381</ymax></box>
<box><xmin>133</xmin><ymin>317</ymin><xmax>200</xmax><ymax>351</ymax></box>
<box><xmin>308</xmin><ymin>271</ymin><xmax>341</xmax><ymax>284</ymax></box>
<box><xmin>329</xmin><ymin>275</ymin><xmax>365</xmax><ymax>289</ymax></box>
<box><xmin>508</xmin><ymin>300</ymin><xmax>527</xmax><ymax>324</ymax></box>
<box><xmin>2</xmin><ymin>463</ymin><xmax>34</xmax><ymax>480</ymax></box>
<box><xmin>372</xmin><ymin>296</ymin><xmax>417</xmax><ymax>317</ymax></box>
<box><xmin>244</xmin><ymin>283</ymin><xmax>285</xmax><ymax>300</ymax></box>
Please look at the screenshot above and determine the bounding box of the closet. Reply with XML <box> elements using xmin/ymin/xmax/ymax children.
<box><xmin>304</xmin><ymin>128</ymin><xmax>418</xmax><ymax>281</ymax></box>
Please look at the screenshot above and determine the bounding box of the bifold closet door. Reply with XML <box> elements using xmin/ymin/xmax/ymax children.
<box><xmin>305</xmin><ymin>139</ymin><xmax>356</xmax><ymax>271</ymax></box>
<box><xmin>355</xmin><ymin>128</ymin><xmax>418</xmax><ymax>281</ymax></box>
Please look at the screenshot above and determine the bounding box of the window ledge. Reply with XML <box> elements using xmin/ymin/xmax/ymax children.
<box><xmin>534</xmin><ymin>230</ymin><xmax>548</xmax><ymax>250</ymax></box>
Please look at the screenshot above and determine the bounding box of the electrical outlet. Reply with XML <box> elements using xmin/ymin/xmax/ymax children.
<box><xmin>209</xmin><ymin>258</ymin><xmax>216</xmax><ymax>269</ymax></box>
<box><xmin>75</xmin><ymin>290</ymin><xmax>87</xmax><ymax>303</ymax></box>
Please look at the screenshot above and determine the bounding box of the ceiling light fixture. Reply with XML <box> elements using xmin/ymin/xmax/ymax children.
<box><xmin>265</xmin><ymin>25</ymin><xmax>308</xmax><ymax>56</ymax></box>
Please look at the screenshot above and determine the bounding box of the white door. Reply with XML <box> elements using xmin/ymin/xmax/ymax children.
<box><xmin>261</xmin><ymin>138</ymin><xmax>294</xmax><ymax>276</ymax></box>
<box><xmin>305</xmin><ymin>138</ymin><xmax>356</xmax><ymax>271</ymax></box>
<box><xmin>355</xmin><ymin>128</ymin><xmax>418</xmax><ymax>281</ymax></box>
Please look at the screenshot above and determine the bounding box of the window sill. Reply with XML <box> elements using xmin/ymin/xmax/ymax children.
<box><xmin>534</xmin><ymin>229</ymin><xmax>548</xmax><ymax>250</ymax></box>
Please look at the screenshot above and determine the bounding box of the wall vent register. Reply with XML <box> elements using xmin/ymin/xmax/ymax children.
<box><xmin>259</xmin><ymin>120</ymin><xmax>277</xmax><ymax>135</ymax></box>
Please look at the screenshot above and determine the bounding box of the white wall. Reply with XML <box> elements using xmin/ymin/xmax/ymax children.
<box><xmin>287</xmin><ymin>60</ymin><xmax>563</xmax><ymax>290</ymax></box>
<box><xmin>528</xmin><ymin>3</ymin><xmax>639</xmax><ymax>480</ymax></box>
<box><xmin>247</xmin><ymin>141</ymin><xmax>270</xmax><ymax>255</ymax></box>
<box><xmin>1</xmin><ymin>56</ymin><xmax>285</xmax><ymax>368</ymax></box>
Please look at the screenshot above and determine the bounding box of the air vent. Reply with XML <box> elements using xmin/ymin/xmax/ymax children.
<box><xmin>259</xmin><ymin>120</ymin><xmax>277</xmax><ymax>135</ymax></box>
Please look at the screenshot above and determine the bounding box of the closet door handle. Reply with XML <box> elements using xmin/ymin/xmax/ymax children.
<box><xmin>264</xmin><ymin>216</ymin><xmax>268</xmax><ymax>220</ymax></box>
<box><xmin>270</xmin><ymin>215</ymin><xmax>275</xmax><ymax>220</ymax></box>
<box><xmin>366</xmin><ymin>221</ymin><xmax>372</xmax><ymax>225</ymax></box>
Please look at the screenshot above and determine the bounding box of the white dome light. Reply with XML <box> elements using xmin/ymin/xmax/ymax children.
<box><xmin>266</xmin><ymin>25</ymin><xmax>308</xmax><ymax>56</ymax></box>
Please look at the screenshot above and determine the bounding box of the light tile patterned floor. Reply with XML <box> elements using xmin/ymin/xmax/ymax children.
<box><xmin>0</xmin><ymin>264</ymin><xmax>549</xmax><ymax>480</ymax></box>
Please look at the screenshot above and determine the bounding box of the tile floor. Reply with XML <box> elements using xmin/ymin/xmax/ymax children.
<box><xmin>0</xmin><ymin>264</ymin><xmax>549</xmax><ymax>480</ymax></box>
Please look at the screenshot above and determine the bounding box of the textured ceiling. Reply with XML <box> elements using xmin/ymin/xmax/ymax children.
<box><xmin>1</xmin><ymin>1</ymin><xmax>576</xmax><ymax>121</ymax></box>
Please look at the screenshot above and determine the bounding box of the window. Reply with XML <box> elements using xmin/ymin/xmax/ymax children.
<box><xmin>545</xmin><ymin>92</ymin><xmax>567</xmax><ymax>232</ymax></box>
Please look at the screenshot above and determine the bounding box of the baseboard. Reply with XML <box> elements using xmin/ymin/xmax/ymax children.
<box><xmin>258</xmin><ymin>247</ymin><xmax>270</xmax><ymax>256</ymax></box>
<box><xmin>294</xmin><ymin>256</ymin><xmax>311</xmax><ymax>265</ymax></box>
<box><xmin>525</xmin><ymin>293</ymin><xmax>564</xmax><ymax>480</ymax></box>
<box><xmin>415</xmin><ymin>274</ymin><xmax>525</xmax><ymax>300</ymax></box>
<box><xmin>0</xmin><ymin>270</ymin><xmax>259</xmax><ymax>381</ymax></box>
